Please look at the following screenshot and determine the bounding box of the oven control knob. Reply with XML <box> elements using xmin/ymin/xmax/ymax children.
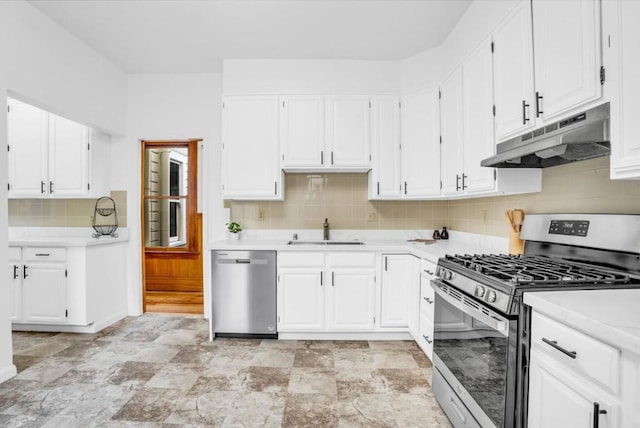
<box><xmin>475</xmin><ymin>285</ymin><xmax>486</xmax><ymax>298</ymax></box>
<box><xmin>445</xmin><ymin>270</ymin><xmax>454</xmax><ymax>281</ymax></box>
<box><xmin>487</xmin><ymin>290</ymin><xmax>497</xmax><ymax>303</ymax></box>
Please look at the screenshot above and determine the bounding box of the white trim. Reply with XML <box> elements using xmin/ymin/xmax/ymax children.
<box><xmin>0</xmin><ymin>364</ymin><xmax>17</xmax><ymax>384</ymax></box>
<box><xmin>12</xmin><ymin>311</ymin><xmax>126</xmax><ymax>334</ymax></box>
<box><xmin>277</xmin><ymin>331</ymin><xmax>412</xmax><ymax>341</ymax></box>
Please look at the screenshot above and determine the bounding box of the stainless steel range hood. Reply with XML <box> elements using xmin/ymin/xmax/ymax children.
<box><xmin>481</xmin><ymin>103</ymin><xmax>610</xmax><ymax>168</ymax></box>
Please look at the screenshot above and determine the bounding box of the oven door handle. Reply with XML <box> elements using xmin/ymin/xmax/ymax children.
<box><xmin>432</xmin><ymin>279</ymin><xmax>510</xmax><ymax>336</ymax></box>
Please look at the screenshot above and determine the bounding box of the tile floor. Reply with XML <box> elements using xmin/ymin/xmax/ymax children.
<box><xmin>1</xmin><ymin>315</ymin><xmax>452</xmax><ymax>427</ymax></box>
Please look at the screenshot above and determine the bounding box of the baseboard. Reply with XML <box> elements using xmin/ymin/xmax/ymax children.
<box><xmin>12</xmin><ymin>311</ymin><xmax>127</xmax><ymax>334</ymax></box>
<box><xmin>277</xmin><ymin>331</ymin><xmax>413</xmax><ymax>341</ymax></box>
<box><xmin>0</xmin><ymin>364</ymin><xmax>17</xmax><ymax>384</ymax></box>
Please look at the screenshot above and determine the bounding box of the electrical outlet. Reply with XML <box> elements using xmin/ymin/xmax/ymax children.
<box><xmin>258</xmin><ymin>209</ymin><xmax>266</xmax><ymax>221</ymax></box>
<box><xmin>367</xmin><ymin>211</ymin><xmax>378</xmax><ymax>222</ymax></box>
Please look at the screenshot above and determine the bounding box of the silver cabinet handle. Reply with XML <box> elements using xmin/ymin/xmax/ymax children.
<box><xmin>423</xmin><ymin>297</ymin><xmax>433</xmax><ymax>304</ymax></box>
<box><xmin>331</xmin><ymin>271</ymin><xmax>335</xmax><ymax>286</ymax></box>
<box><xmin>13</xmin><ymin>265</ymin><xmax>19</xmax><ymax>279</ymax></box>
<box><xmin>423</xmin><ymin>269</ymin><xmax>433</xmax><ymax>275</ymax></box>
<box><xmin>542</xmin><ymin>337</ymin><xmax>577</xmax><ymax>359</ymax></box>
<box><xmin>422</xmin><ymin>334</ymin><xmax>433</xmax><ymax>344</ymax></box>
<box><xmin>320</xmin><ymin>271</ymin><xmax>323</xmax><ymax>286</ymax></box>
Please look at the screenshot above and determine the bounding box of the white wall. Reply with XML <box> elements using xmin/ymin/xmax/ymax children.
<box><xmin>114</xmin><ymin>73</ymin><xmax>224</xmax><ymax>316</ymax></box>
<box><xmin>223</xmin><ymin>59</ymin><xmax>401</xmax><ymax>94</ymax></box>
<box><xmin>0</xmin><ymin>1</ymin><xmax>127</xmax><ymax>383</ymax></box>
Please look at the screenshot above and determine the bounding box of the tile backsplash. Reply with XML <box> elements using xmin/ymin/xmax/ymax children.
<box><xmin>230</xmin><ymin>174</ymin><xmax>449</xmax><ymax>231</ymax></box>
<box><xmin>230</xmin><ymin>157</ymin><xmax>640</xmax><ymax>237</ymax></box>
<box><xmin>8</xmin><ymin>191</ymin><xmax>128</xmax><ymax>227</ymax></box>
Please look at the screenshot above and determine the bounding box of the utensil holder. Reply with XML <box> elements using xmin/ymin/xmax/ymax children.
<box><xmin>509</xmin><ymin>231</ymin><xmax>524</xmax><ymax>255</ymax></box>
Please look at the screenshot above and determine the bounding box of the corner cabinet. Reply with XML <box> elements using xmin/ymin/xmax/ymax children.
<box><xmin>400</xmin><ymin>87</ymin><xmax>442</xmax><ymax>199</ymax></box>
<box><xmin>277</xmin><ymin>252</ymin><xmax>376</xmax><ymax>333</ymax></box>
<box><xmin>442</xmin><ymin>39</ymin><xmax>542</xmax><ymax>199</ymax></box>
<box><xmin>380</xmin><ymin>254</ymin><xmax>419</xmax><ymax>329</ymax></box>
<box><xmin>7</xmin><ymin>99</ymin><xmax>98</xmax><ymax>198</ymax></box>
<box><xmin>606</xmin><ymin>0</ymin><xmax>640</xmax><ymax>179</ymax></box>
<box><xmin>221</xmin><ymin>96</ymin><xmax>283</xmax><ymax>200</ymax></box>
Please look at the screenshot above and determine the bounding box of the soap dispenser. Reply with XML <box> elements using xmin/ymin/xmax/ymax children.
<box><xmin>432</xmin><ymin>229</ymin><xmax>441</xmax><ymax>240</ymax></box>
<box><xmin>440</xmin><ymin>227</ymin><xmax>449</xmax><ymax>240</ymax></box>
<box><xmin>323</xmin><ymin>218</ymin><xmax>330</xmax><ymax>240</ymax></box>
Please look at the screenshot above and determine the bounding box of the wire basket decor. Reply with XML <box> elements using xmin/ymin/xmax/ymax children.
<box><xmin>92</xmin><ymin>196</ymin><xmax>119</xmax><ymax>238</ymax></box>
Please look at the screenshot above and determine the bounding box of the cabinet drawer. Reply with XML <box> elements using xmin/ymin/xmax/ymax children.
<box><xmin>418</xmin><ymin>312</ymin><xmax>434</xmax><ymax>359</ymax></box>
<box><xmin>278</xmin><ymin>252</ymin><xmax>324</xmax><ymax>268</ymax></box>
<box><xmin>433</xmin><ymin>369</ymin><xmax>481</xmax><ymax>428</ymax></box>
<box><xmin>420</xmin><ymin>258</ymin><xmax>437</xmax><ymax>276</ymax></box>
<box><xmin>328</xmin><ymin>252</ymin><xmax>375</xmax><ymax>267</ymax></box>
<box><xmin>23</xmin><ymin>248</ymin><xmax>66</xmax><ymax>262</ymax></box>
<box><xmin>531</xmin><ymin>311</ymin><xmax>620</xmax><ymax>393</ymax></box>
<box><xmin>420</xmin><ymin>278</ymin><xmax>435</xmax><ymax>318</ymax></box>
<box><xmin>9</xmin><ymin>247</ymin><xmax>21</xmax><ymax>261</ymax></box>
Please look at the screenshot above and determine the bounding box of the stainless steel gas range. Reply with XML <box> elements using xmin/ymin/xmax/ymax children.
<box><xmin>431</xmin><ymin>214</ymin><xmax>640</xmax><ymax>428</ymax></box>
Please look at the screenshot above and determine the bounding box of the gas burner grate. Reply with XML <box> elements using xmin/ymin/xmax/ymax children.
<box><xmin>445</xmin><ymin>254</ymin><xmax>631</xmax><ymax>286</ymax></box>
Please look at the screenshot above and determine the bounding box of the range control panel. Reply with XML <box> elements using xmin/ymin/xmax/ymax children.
<box><xmin>548</xmin><ymin>220</ymin><xmax>590</xmax><ymax>237</ymax></box>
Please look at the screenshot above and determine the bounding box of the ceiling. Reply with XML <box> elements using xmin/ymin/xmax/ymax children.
<box><xmin>28</xmin><ymin>0</ymin><xmax>472</xmax><ymax>74</ymax></box>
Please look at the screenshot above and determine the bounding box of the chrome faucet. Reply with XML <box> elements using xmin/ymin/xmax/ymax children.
<box><xmin>323</xmin><ymin>218</ymin><xmax>330</xmax><ymax>240</ymax></box>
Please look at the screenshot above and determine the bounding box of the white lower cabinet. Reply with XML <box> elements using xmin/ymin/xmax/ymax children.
<box><xmin>9</xmin><ymin>247</ymin><xmax>22</xmax><ymax>322</ymax></box>
<box><xmin>380</xmin><ymin>254</ymin><xmax>419</xmax><ymax>329</ymax></box>
<box><xmin>11</xmin><ymin>243</ymin><xmax>128</xmax><ymax>331</ymax></box>
<box><xmin>528</xmin><ymin>311</ymin><xmax>621</xmax><ymax>428</ymax></box>
<box><xmin>16</xmin><ymin>248</ymin><xmax>68</xmax><ymax>324</ymax></box>
<box><xmin>277</xmin><ymin>252</ymin><xmax>376</xmax><ymax>333</ymax></box>
<box><xmin>417</xmin><ymin>258</ymin><xmax>436</xmax><ymax>359</ymax></box>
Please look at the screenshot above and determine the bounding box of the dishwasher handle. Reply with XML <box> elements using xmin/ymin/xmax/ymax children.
<box><xmin>235</xmin><ymin>259</ymin><xmax>251</xmax><ymax>264</ymax></box>
<box><xmin>216</xmin><ymin>256</ymin><xmax>269</xmax><ymax>265</ymax></box>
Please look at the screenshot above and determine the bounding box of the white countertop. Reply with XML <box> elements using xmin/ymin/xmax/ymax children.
<box><xmin>524</xmin><ymin>290</ymin><xmax>640</xmax><ymax>355</ymax></box>
<box><xmin>209</xmin><ymin>230</ymin><xmax>508</xmax><ymax>264</ymax></box>
<box><xmin>9</xmin><ymin>227</ymin><xmax>129</xmax><ymax>247</ymax></box>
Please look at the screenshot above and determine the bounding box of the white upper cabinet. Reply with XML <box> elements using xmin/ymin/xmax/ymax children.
<box><xmin>493</xmin><ymin>0</ymin><xmax>536</xmax><ymax>141</ymax></box>
<box><xmin>369</xmin><ymin>96</ymin><xmax>401</xmax><ymax>199</ymax></box>
<box><xmin>7</xmin><ymin>99</ymin><xmax>49</xmax><ymax>197</ymax></box>
<box><xmin>49</xmin><ymin>114</ymin><xmax>90</xmax><ymax>197</ymax></box>
<box><xmin>400</xmin><ymin>87</ymin><xmax>442</xmax><ymax>198</ymax></box>
<box><xmin>463</xmin><ymin>37</ymin><xmax>498</xmax><ymax>194</ymax></box>
<box><xmin>222</xmin><ymin>96</ymin><xmax>283</xmax><ymax>200</ymax></box>
<box><xmin>440</xmin><ymin>68</ymin><xmax>464</xmax><ymax>196</ymax></box>
<box><xmin>280</xmin><ymin>96</ymin><xmax>325</xmax><ymax>168</ymax></box>
<box><xmin>280</xmin><ymin>95</ymin><xmax>371</xmax><ymax>172</ymax></box>
<box><xmin>325</xmin><ymin>96</ymin><xmax>371</xmax><ymax>168</ymax></box>
<box><xmin>493</xmin><ymin>0</ymin><xmax>602</xmax><ymax>143</ymax></box>
<box><xmin>606</xmin><ymin>0</ymin><xmax>640</xmax><ymax>179</ymax></box>
<box><xmin>7</xmin><ymin>99</ymin><xmax>94</xmax><ymax>198</ymax></box>
<box><xmin>532</xmin><ymin>0</ymin><xmax>602</xmax><ymax>122</ymax></box>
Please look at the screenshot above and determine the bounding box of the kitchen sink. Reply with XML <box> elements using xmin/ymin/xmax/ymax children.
<box><xmin>287</xmin><ymin>240</ymin><xmax>364</xmax><ymax>245</ymax></box>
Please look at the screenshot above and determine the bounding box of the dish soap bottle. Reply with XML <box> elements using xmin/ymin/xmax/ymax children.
<box><xmin>432</xmin><ymin>229</ymin><xmax>441</xmax><ymax>240</ymax></box>
<box><xmin>440</xmin><ymin>227</ymin><xmax>449</xmax><ymax>240</ymax></box>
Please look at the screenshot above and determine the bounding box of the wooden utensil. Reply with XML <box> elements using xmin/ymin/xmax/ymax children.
<box><xmin>513</xmin><ymin>209</ymin><xmax>525</xmax><ymax>232</ymax></box>
<box><xmin>505</xmin><ymin>210</ymin><xmax>516</xmax><ymax>233</ymax></box>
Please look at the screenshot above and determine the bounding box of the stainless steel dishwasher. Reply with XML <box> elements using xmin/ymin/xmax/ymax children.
<box><xmin>211</xmin><ymin>250</ymin><xmax>277</xmax><ymax>338</ymax></box>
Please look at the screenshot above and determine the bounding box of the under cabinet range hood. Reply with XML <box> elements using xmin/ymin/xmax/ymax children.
<box><xmin>481</xmin><ymin>103</ymin><xmax>610</xmax><ymax>168</ymax></box>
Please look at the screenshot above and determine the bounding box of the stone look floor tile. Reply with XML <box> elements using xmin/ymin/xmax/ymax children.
<box><xmin>3</xmin><ymin>314</ymin><xmax>452</xmax><ymax>427</ymax></box>
<box><xmin>288</xmin><ymin>367</ymin><xmax>337</xmax><ymax>395</ymax></box>
<box><xmin>282</xmin><ymin>393</ymin><xmax>339</xmax><ymax>427</ymax></box>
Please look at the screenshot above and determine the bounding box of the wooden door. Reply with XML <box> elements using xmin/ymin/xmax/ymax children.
<box><xmin>142</xmin><ymin>139</ymin><xmax>203</xmax><ymax>315</ymax></box>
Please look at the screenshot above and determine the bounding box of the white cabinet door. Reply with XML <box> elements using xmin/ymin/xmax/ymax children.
<box><xmin>400</xmin><ymin>87</ymin><xmax>441</xmax><ymax>198</ymax></box>
<box><xmin>22</xmin><ymin>263</ymin><xmax>67</xmax><ymax>324</ymax></box>
<box><xmin>277</xmin><ymin>268</ymin><xmax>325</xmax><ymax>331</ymax></box>
<box><xmin>9</xmin><ymin>262</ymin><xmax>21</xmax><ymax>322</ymax></box>
<box><xmin>528</xmin><ymin>349</ymin><xmax>614</xmax><ymax>428</ymax></box>
<box><xmin>532</xmin><ymin>0</ymin><xmax>601</xmax><ymax>121</ymax></box>
<box><xmin>7</xmin><ymin>99</ymin><xmax>49</xmax><ymax>197</ymax></box>
<box><xmin>380</xmin><ymin>254</ymin><xmax>418</xmax><ymax>328</ymax></box>
<box><xmin>463</xmin><ymin>37</ymin><xmax>497</xmax><ymax>194</ymax></box>
<box><xmin>328</xmin><ymin>268</ymin><xmax>375</xmax><ymax>331</ymax></box>
<box><xmin>49</xmin><ymin>114</ymin><xmax>90</xmax><ymax>197</ymax></box>
<box><xmin>608</xmin><ymin>0</ymin><xmax>640</xmax><ymax>179</ymax></box>
<box><xmin>325</xmin><ymin>96</ymin><xmax>370</xmax><ymax>168</ymax></box>
<box><xmin>493</xmin><ymin>0</ymin><xmax>536</xmax><ymax>141</ymax></box>
<box><xmin>441</xmin><ymin>68</ymin><xmax>464</xmax><ymax>196</ymax></box>
<box><xmin>222</xmin><ymin>96</ymin><xmax>282</xmax><ymax>199</ymax></box>
<box><xmin>280</xmin><ymin>96</ymin><xmax>325</xmax><ymax>168</ymax></box>
<box><xmin>370</xmin><ymin>96</ymin><xmax>401</xmax><ymax>198</ymax></box>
